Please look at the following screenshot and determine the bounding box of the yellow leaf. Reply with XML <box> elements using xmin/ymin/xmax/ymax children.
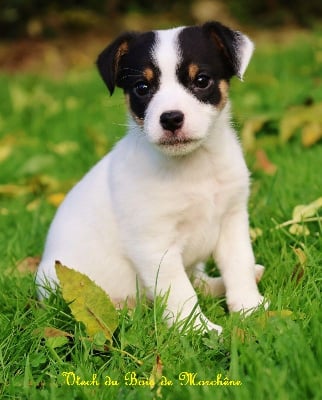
<box><xmin>47</xmin><ymin>193</ymin><xmax>65</xmax><ymax>207</ymax></box>
<box><xmin>241</xmin><ymin>115</ymin><xmax>268</xmax><ymax>152</ymax></box>
<box><xmin>55</xmin><ymin>262</ymin><xmax>118</xmax><ymax>342</ymax></box>
<box><xmin>302</xmin><ymin>122</ymin><xmax>322</xmax><ymax>147</ymax></box>
<box><xmin>280</xmin><ymin>103</ymin><xmax>322</xmax><ymax>144</ymax></box>
<box><xmin>292</xmin><ymin>197</ymin><xmax>322</xmax><ymax>222</ymax></box>
<box><xmin>250</xmin><ymin>227</ymin><xmax>263</xmax><ymax>242</ymax></box>
<box><xmin>49</xmin><ymin>141</ymin><xmax>79</xmax><ymax>155</ymax></box>
<box><xmin>9</xmin><ymin>84</ymin><xmax>29</xmax><ymax>112</ymax></box>
<box><xmin>292</xmin><ymin>247</ymin><xmax>307</xmax><ymax>266</ymax></box>
<box><xmin>0</xmin><ymin>146</ymin><xmax>12</xmax><ymax>163</ymax></box>
<box><xmin>289</xmin><ymin>224</ymin><xmax>310</xmax><ymax>236</ymax></box>
<box><xmin>258</xmin><ymin>310</ymin><xmax>294</xmax><ymax>327</ymax></box>
<box><xmin>27</xmin><ymin>198</ymin><xmax>41</xmax><ymax>212</ymax></box>
<box><xmin>266</xmin><ymin>310</ymin><xmax>293</xmax><ymax>318</ymax></box>
<box><xmin>0</xmin><ymin>184</ymin><xmax>31</xmax><ymax>197</ymax></box>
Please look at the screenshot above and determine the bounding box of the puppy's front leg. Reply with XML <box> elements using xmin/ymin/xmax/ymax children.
<box><xmin>215</xmin><ymin>209</ymin><xmax>266</xmax><ymax>314</ymax></box>
<box><xmin>133</xmin><ymin>247</ymin><xmax>222</xmax><ymax>334</ymax></box>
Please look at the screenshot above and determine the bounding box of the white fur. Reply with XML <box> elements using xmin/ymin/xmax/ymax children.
<box><xmin>235</xmin><ymin>32</ymin><xmax>254</xmax><ymax>80</ymax></box>
<box><xmin>36</xmin><ymin>27</ymin><xmax>265</xmax><ymax>334</ymax></box>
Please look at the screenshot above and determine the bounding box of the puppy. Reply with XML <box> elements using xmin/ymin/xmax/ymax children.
<box><xmin>36</xmin><ymin>21</ymin><xmax>267</xmax><ymax>334</ymax></box>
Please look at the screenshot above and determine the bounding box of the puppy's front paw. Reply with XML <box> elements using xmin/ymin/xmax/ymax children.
<box><xmin>193</xmin><ymin>313</ymin><xmax>223</xmax><ymax>335</ymax></box>
<box><xmin>228</xmin><ymin>291</ymin><xmax>268</xmax><ymax>316</ymax></box>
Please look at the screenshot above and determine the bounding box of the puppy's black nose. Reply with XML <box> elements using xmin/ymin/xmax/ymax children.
<box><xmin>160</xmin><ymin>110</ymin><xmax>184</xmax><ymax>132</ymax></box>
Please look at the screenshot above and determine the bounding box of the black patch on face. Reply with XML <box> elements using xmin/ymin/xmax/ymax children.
<box><xmin>116</xmin><ymin>32</ymin><xmax>160</xmax><ymax>120</ymax></box>
<box><xmin>177</xmin><ymin>25</ymin><xmax>235</xmax><ymax>105</ymax></box>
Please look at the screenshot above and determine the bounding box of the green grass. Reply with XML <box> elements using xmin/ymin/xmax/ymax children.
<box><xmin>1</xmin><ymin>31</ymin><xmax>322</xmax><ymax>400</ymax></box>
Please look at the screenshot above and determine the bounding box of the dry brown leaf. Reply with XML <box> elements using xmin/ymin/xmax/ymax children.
<box><xmin>16</xmin><ymin>256</ymin><xmax>41</xmax><ymax>274</ymax></box>
<box><xmin>43</xmin><ymin>327</ymin><xmax>73</xmax><ymax>338</ymax></box>
<box><xmin>291</xmin><ymin>247</ymin><xmax>307</xmax><ymax>284</ymax></box>
<box><xmin>254</xmin><ymin>149</ymin><xmax>277</xmax><ymax>175</ymax></box>
<box><xmin>292</xmin><ymin>247</ymin><xmax>307</xmax><ymax>266</ymax></box>
<box><xmin>233</xmin><ymin>326</ymin><xmax>247</xmax><ymax>343</ymax></box>
<box><xmin>149</xmin><ymin>355</ymin><xmax>164</xmax><ymax>389</ymax></box>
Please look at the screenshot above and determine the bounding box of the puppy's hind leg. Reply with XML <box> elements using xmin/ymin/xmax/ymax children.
<box><xmin>192</xmin><ymin>262</ymin><xmax>265</xmax><ymax>297</ymax></box>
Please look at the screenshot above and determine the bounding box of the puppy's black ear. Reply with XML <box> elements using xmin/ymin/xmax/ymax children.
<box><xmin>202</xmin><ymin>21</ymin><xmax>254</xmax><ymax>80</ymax></box>
<box><xmin>96</xmin><ymin>32</ymin><xmax>138</xmax><ymax>95</ymax></box>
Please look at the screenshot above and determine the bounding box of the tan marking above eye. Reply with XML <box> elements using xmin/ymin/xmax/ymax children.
<box><xmin>143</xmin><ymin>67</ymin><xmax>154</xmax><ymax>81</ymax></box>
<box><xmin>115</xmin><ymin>42</ymin><xmax>129</xmax><ymax>74</ymax></box>
<box><xmin>188</xmin><ymin>63</ymin><xmax>199</xmax><ymax>80</ymax></box>
<box><xmin>217</xmin><ymin>79</ymin><xmax>229</xmax><ymax>110</ymax></box>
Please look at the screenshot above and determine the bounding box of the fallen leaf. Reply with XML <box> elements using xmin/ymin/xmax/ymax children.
<box><xmin>275</xmin><ymin>197</ymin><xmax>322</xmax><ymax>233</ymax></box>
<box><xmin>232</xmin><ymin>326</ymin><xmax>247</xmax><ymax>343</ymax></box>
<box><xmin>49</xmin><ymin>141</ymin><xmax>79</xmax><ymax>155</ymax></box>
<box><xmin>254</xmin><ymin>149</ymin><xmax>277</xmax><ymax>175</ymax></box>
<box><xmin>9</xmin><ymin>84</ymin><xmax>29</xmax><ymax>112</ymax></box>
<box><xmin>47</xmin><ymin>192</ymin><xmax>65</xmax><ymax>207</ymax></box>
<box><xmin>43</xmin><ymin>327</ymin><xmax>73</xmax><ymax>338</ymax></box>
<box><xmin>0</xmin><ymin>146</ymin><xmax>12</xmax><ymax>163</ymax></box>
<box><xmin>302</xmin><ymin>122</ymin><xmax>322</xmax><ymax>147</ymax></box>
<box><xmin>258</xmin><ymin>310</ymin><xmax>294</xmax><ymax>328</ymax></box>
<box><xmin>27</xmin><ymin>198</ymin><xmax>41</xmax><ymax>212</ymax></box>
<box><xmin>250</xmin><ymin>227</ymin><xmax>263</xmax><ymax>242</ymax></box>
<box><xmin>280</xmin><ymin>102</ymin><xmax>322</xmax><ymax>144</ymax></box>
<box><xmin>289</xmin><ymin>224</ymin><xmax>310</xmax><ymax>236</ymax></box>
<box><xmin>292</xmin><ymin>247</ymin><xmax>307</xmax><ymax>266</ymax></box>
<box><xmin>292</xmin><ymin>197</ymin><xmax>322</xmax><ymax>222</ymax></box>
<box><xmin>266</xmin><ymin>310</ymin><xmax>293</xmax><ymax>318</ymax></box>
<box><xmin>0</xmin><ymin>184</ymin><xmax>31</xmax><ymax>197</ymax></box>
<box><xmin>241</xmin><ymin>115</ymin><xmax>269</xmax><ymax>152</ymax></box>
<box><xmin>149</xmin><ymin>355</ymin><xmax>163</xmax><ymax>389</ymax></box>
<box><xmin>17</xmin><ymin>256</ymin><xmax>41</xmax><ymax>274</ymax></box>
<box><xmin>55</xmin><ymin>262</ymin><xmax>119</xmax><ymax>342</ymax></box>
<box><xmin>19</xmin><ymin>154</ymin><xmax>56</xmax><ymax>175</ymax></box>
<box><xmin>291</xmin><ymin>247</ymin><xmax>307</xmax><ymax>284</ymax></box>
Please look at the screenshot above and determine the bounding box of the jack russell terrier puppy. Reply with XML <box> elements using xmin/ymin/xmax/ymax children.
<box><xmin>36</xmin><ymin>21</ymin><xmax>267</xmax><ymax>334</ymax></box>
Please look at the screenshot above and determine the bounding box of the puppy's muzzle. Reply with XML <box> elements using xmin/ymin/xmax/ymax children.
<box><xmin>160</xmin><ymin>110</ymin><xmax>184</xmax><ymax>133</ymax></box>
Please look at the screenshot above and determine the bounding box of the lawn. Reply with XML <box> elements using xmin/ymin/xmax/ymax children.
<box><xmin>0</xmin><ymin>30</ymin><xmax>322</xmax><ymax>400</ymax></box>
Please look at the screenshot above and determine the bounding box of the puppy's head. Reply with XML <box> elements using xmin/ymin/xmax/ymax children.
<box><xmin>97</xmin><ymin>22</ymin><xmax>253</xmax><ymax>156</ymax></box>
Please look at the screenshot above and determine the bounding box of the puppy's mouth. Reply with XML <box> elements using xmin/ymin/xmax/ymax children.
<box><xmin>158</xmin><ymin>129</ymin><xmax>199</xmax><ymax>147</ymax></box>
<box><xmin>159</xmin><ymin>136</ymin><xmax>196</xmax><ymax>147</ymax></box>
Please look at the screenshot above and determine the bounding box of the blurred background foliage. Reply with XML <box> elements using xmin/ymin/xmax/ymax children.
<box><xmin>1</xmin><ymin>0</ymin><xmax>322</xmax><ymax>39</ymax></box>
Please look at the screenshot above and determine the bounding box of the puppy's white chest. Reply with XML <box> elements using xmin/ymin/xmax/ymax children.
<box><xmin>176</xmin><ymin>179</ymin><xmax>228</xmax><ymax>267</ymax></box>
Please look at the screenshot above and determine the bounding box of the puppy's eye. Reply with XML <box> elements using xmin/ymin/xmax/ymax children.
<box><xmin>194</xmin><ymin>74</ymin><xmax>213</xmax><ymax>89</ymax></box>
<box><xmin>134</xmin><ymin>81</ymin><xmax>150</xmax><ymax>97</ymax></box>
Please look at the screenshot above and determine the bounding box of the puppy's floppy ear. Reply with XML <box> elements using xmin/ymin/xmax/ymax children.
<box><xmin>96</xmin><ymin>32</ymin><xmax>138</xmax><ymax>95</ymax></box>
<box><xmin>202</xmin><ymin>21</ymin><xmax>254</xmax><ymax>80</ymax></box>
